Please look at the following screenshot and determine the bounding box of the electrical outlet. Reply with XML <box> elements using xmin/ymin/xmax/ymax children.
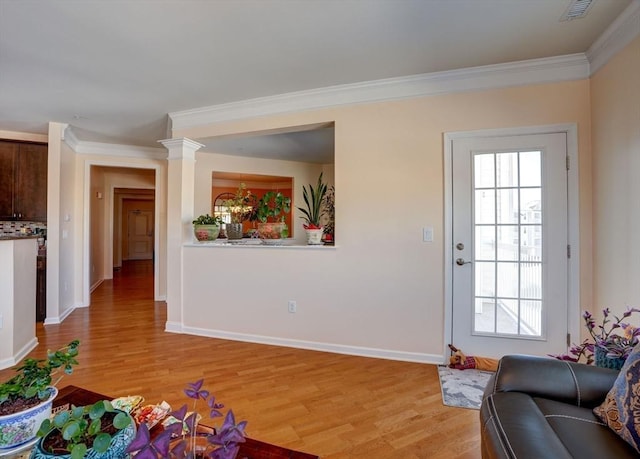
<box><xmin>288</xmin><ymin>300</ymin><xmax>297</xmax><ymax>313</ymax></box>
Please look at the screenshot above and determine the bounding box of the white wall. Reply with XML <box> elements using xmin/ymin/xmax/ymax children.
<box><xmin>591</xmin><ymin>35</ymin><xmax>640</xmax><ymax>318</ymax></box>
<box><xmin>174</xmin><ymin>79</ymin><xmax>593</xmax><ymax>362</ymax></box>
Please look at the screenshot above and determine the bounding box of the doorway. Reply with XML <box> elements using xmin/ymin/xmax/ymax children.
<box><xmin>444</xmin><ymin>126</ymin><xmax>579</xmax><ymax>359</ymax></box>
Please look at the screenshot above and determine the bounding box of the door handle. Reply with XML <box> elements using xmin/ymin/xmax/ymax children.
<box><xmin>456</xmin><ymin>258</ymin><xmax>472</xmax><ymax>266</ymax></box>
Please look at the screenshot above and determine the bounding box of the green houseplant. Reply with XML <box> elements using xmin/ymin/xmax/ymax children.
<box><xmin>192</xmin><ymin>214</ymin><xmax>224</xmax><ymax>242</ymax></box>
<box><xmin>0</xmin><ymin>340</ymin><xmax>80</xmax><ymax>449</ymax></box>
<box><xmin>250</xmin><ymin>191</ymin><xmax>291</xmax><ymax>244</ymax></box>
<box><xmin>296</xmin><ymin>173</ymin><xmax>328</xmax><ymax>245</ymax></box>
<box><xmin>222</xmin><ymin>183</ymin><xmax>252</xmax><ymax>240</ymax></box>
<box><xmin>33</xmin><ymin>400</ymin><xmax>134</xmax><ymax>459</ymax></box>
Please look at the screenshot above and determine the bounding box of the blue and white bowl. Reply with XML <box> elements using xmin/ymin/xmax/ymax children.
<box><xmin>0</xmin><ymin>386</ymin><xmax>58</xmax><ymax>450</ymax></box>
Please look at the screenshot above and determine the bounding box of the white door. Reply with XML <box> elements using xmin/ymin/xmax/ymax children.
<box><xmin>450</xmin><ymin>132</ymin><xmax>568</xmax><ymax>359</ymax></box>
<box><xmin>127</xmin><ymin>210</ymin><xmax>154</xmax><ymax>260</ymax></box>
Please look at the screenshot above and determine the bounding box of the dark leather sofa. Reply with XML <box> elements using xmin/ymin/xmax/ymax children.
<box><xmin>480</xmin><ymin>355</ymin><xmax>639</xmax><ymax>458</ymax></box>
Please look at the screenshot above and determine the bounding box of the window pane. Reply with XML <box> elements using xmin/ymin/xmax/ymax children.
<box><xmin>475</xmin><ymin>190</ymin><xmax>495</xmax><ymax>224</ymax></box>
<box><xmin>475</xmin><ymin>226</ymin><xmax>495</xmax><ymax>260</ymax></box>
<box><xmin>474</xmin><ymin>154</ymin><xmax>495</xmax><ymax>188</ymax></box>
<box><xmin>497</xmin><ymin>262</ymin><xmax>518</xmax><ymax>297</ymax></box>
<box><xmin>475</xmin><ymin>262</ymin><xmax>495</xmax><ymax>297</ymax></box>
<box><xmin>521</xmin><ymin>226</ymin><xmax>542</xmax><ymax>257</ymax></box>
<box><xmin>496</xmin><ymin>299</ymin><xmax>518</xmax><ymax>334</ymax></box>
<box><xmin>474</xmin><ymin>298</ymin><xmax>495</xmax><ymax>333</ymax></box>
<box><xmin>520</xmin><ymin>300</ymin><xmax>542</xmax><ymax>336</ymax></box>
<box><xmin>520</xmin><ymin>188</ymin><xmax>541</xmax><ymax>223</ymax></box>
<box><xmin>496</xmin><ymin>152</ymin><xmax>518</xmax><ymax>188</ymax></box>
<box><xmin>520</xmin><ymin>151</ymin><xmax>541</xmax><ymax>187</ymax></box>
<box><xmin>520</xmin><ymin>261</ymin><xmax>541</xmax><ymax>300</ymax></box>
<box><xmin>497</xmin><ymin>226</ymin><xmax>518</xmax><ymax>261</ymax></box>
<box><xmin>496</xmin><ymin>189</ymin><xmax>518</xmax><ymax>224</ymax></box>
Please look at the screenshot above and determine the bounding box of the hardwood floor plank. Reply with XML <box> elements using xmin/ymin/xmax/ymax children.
<box><xmin>0</xmin><ymin>260</ymin><xmax>481</xmax><ymax>458</ymax></box>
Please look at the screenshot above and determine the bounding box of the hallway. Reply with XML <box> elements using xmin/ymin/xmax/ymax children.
<box><xmin>0</xmin><ymin>262</ymin><xmax>481</xmax><ymax>458</ymax></box>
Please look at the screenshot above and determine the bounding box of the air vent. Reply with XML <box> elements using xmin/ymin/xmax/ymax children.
<box><xmin>560</xmin><ymin>0</ymin><xmax>595</xmax><ymax>21</ymax></box>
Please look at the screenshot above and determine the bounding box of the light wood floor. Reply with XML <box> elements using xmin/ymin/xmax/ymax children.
<box><xmin>1</xmin><ymin>260</ymin><xmax>481</xmax><ymax>458</ymax></box>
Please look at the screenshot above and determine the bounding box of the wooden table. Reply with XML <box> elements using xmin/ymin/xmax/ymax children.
<box><xmin>55</xmin><ymin>385</ymin><xmax>319</xmax><ymax>459</ymax></box>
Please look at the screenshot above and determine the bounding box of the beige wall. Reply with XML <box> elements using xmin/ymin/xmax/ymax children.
<box><xmin>591</xmin><ymin>35</ymin><xmax>640</xmax><ymax>318</ymax></box>
<box><xmin>175</xmin><ymin>79</ymin><xmax>592</xmax><ymax>360</ymax></box>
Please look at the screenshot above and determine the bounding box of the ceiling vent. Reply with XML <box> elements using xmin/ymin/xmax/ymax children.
<box><xmin>560</xmin><ymin>0</ymin><xmax>595</xmax><ymax>21</ymax></box>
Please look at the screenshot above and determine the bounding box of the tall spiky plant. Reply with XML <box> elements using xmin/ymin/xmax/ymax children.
<box><xmin>297</xmin><ymin>173</ymin><xmax>328</xmax><ymax>229</ymax></box>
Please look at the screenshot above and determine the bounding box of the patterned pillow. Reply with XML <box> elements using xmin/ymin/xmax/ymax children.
<box><xmin>593</xmin><ymin>342</ymin><xmax>640</xmax><ymax>453</ymax></box>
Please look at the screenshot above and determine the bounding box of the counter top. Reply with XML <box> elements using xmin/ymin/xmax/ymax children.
<box><xmin>0</xmin><ymin>235</ymin><xmax>40</xmax><ymax>241</ymax></box>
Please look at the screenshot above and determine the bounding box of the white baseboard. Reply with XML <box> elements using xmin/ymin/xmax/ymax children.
<box><xmin>90</xmin><ymin>279</ymin><xmax>104</xmax><ymax>293</ymax></box>
<box><xmin>0</xmin><ymin>337</ymin><xmax>38</xmax><ymax>370</ymax></box>
<box><xmin>43</xmin><ymin>303</ymin><xmax>77</xmax><ymax>325</ymax></box>
<box><xmin>166</xmin><ymin>322</ymin><xmax>443</xmax><ymax>364</ymax></box>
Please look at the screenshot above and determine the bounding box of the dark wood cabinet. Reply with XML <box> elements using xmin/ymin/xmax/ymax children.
<box><xmin>0</xmin><ymin>140</ymin><xmax>48</xmax><ymax>221</ymax></box>
<box><xmin>37</xmin><ymin>255</ymin><xmax>47</xmax><ymax>322</ymax></box>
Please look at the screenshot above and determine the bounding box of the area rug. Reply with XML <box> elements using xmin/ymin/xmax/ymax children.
<box><xmin>437</xmin><ymin>365</ymin><xmax>493</xmax><ymax>410</ymax></box>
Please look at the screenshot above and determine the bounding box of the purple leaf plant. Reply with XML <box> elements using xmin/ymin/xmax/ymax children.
<box><xmin>126</xmin><ymin>379</ymin><xmax>246</xmax><ymax>459</ymax></box>
<box><xmin>551</xmin><ymin>307</ymin><xmax>640</xmax><ymax>364</ymax></box>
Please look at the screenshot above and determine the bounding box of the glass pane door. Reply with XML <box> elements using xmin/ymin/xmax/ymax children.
<box><xmin>473</xmin><ymin>150</ymin><xmax>543</xmax><ymax>338</ymax></box>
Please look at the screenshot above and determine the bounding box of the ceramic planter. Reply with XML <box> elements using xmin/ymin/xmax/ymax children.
<box><xmin>0</xmin><ymin>387</ymin><xmax>58</xmax><ymax>450</ymax></box>
<box><xmin>225</xmin><ymin>223</ymin><xmax>243</xmax><ymax>240</ymax></box>
<box><xmin>257</xmin><ymin>222</ymin><xmax>288</xmax><ymax>245</ymax></box>
<box><xmin>30</xmin><ymin>411</ymin><xmax>136</xmax><ymax>459</ymax></box>
<box><xmin>305</xmin><ymin>228</ymin><xmax>324</xmax><ymax>245</ymax></box>
<box><xmin>193</xmin><ymin>224</ymin><xmax>221</xmax><ymax>242</ymax></box>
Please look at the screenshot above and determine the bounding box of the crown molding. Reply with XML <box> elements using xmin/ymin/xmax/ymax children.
<box><xmin>64</xmin><ymin>127</ymin><xmax>167</xmax><ymax>159</ymax></box>
<box><xmin>587</xmin><ymin>0</ymin><xmax>640</xmax><ymax>75</ymax></box>
<box><xmin>170</xmin><ymin>54</ymin><xmax>589</xmax><ymax>131</ymax></box>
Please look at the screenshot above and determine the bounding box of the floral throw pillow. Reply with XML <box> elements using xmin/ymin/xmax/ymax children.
<box><xmin>593</xmin><ymin>342</ymin><xmax>640</xmax><ymax>453</ymax></box>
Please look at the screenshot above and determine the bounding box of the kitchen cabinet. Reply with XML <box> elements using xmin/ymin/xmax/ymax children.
<box><xmin>37</xmin><ymin>255</ymin><xmax>46</xmax><ymax>322</ymax></box>
<box><xmin>0</xmin><ymin>140</ymin><xmax>48</xmax><ymax>221</ymax></box>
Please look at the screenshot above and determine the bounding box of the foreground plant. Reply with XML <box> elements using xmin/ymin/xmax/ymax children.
<box><xmin>36</xmin><ymin>400</ymin><xmax>132</xmax><ymax>459</ymax></box>
<box><xmin>551</xmin><ymin>307</ymin><xmax>640</xmax><ymax>364</ymax></box>
<box><xmin>126</xmin><ymin>379</ymin><xmax>247</xmax><ymax>459</ymax></box>
<box><xmin>0</xmin><ymin>340</ymin><xmax>80</xmax><ymax>415</ymax></box>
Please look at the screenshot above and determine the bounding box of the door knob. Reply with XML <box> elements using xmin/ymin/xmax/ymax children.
<box><xmin>456</xmin><ymin>242</ymin><xmax>464</xmax><ymax>250</ymax></box>
<box><xmin>456</xmin><ymin>258</ymin><xmax>472</xmax><ymax>266</ymax></box>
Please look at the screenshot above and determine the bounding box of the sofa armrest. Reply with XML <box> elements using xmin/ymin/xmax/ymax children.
<box><xmin>487</xmin><ymin>355</ymin><xmax>619</xmax><ymax>408</ymax></box>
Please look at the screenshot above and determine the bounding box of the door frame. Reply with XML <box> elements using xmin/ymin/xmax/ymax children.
<box><xmin>443</xmin><ymin>124</ymin><xmax>580</xmax><ymax>360</ymax></box>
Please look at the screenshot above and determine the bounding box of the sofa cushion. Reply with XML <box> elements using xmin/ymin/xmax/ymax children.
<box><xmin>593</xmin><ymin>343</ymin><xmax>640</xmax><ymax>453</ymax></box>
<box><xmin>535</xmin><ymin>397</ymin><xmax>639</xmax><ymax>458</ymax></box>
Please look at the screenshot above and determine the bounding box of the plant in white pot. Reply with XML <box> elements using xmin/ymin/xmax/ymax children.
<box><xmin>297</xmin><ymin>173</ymin><xmax>328</xmax><ymax>245</ymax></box>
<box><xmin>0</xmin><ymin>340</ymin><xmax>80</xmax><ymax>451</ymax></box>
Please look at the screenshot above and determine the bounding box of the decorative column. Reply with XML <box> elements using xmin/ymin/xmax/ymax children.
<box><xmin>159</xmin><ymin>138</ymin><xmax>204</xmax><ymax>331</ymax></box>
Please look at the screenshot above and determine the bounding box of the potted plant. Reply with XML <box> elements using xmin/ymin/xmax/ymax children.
<box><xmin>551</xmin><ymin>307</ymin><xmax>640</xmax><ymax>369</ymax></box>
<box><xmin>249</xmin><ymin>191</ymin><xmax>291</xmax><ymax>245</ymax></box>
<box><xmin>222</xmin><ymin>183</ymin><xmax>252</xmax><ymax>240</ymax></box>
<box><xmin>0</xmin><ymin>340</ymin><xmax>80</xmax><ymax>450</ymax></box>
<box><xmin>192</xmin><ymin>214</ymin><xmax>224</xmax><ymax>242</ymax></box>
<box><xmin>296</xmin><ymin>173</ymin><xmax>328</xmax><ymax>245</ymax></box>
<box><xmin>126</xmin><ymin>379</ymin><xmax>246</xmax><ymax>459</ymax></box>
<box><xmin>31</xmin><ymin>400</ymin><xmax>135</xmax><ymax>459</ymax></box>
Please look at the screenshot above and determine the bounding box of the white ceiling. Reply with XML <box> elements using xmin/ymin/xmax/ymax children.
<box><xmin>0</xmin><ymin>0</ymin><xmax>634</xmax><ymax>162</ymax></box>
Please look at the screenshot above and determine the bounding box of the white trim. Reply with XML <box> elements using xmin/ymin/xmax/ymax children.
<box><xmin>65</xmin><ymin>128</ymin><xmax>166</xmax><ymax>159</ymax></box>
<box><xmin>587</xmin><ymin>1</ymin><xmax>640</xmax><ymax>75</ymax></box>
<box><xmin>165</xmin><ymin>323</ymin><xmax>442</xmax><ymax>364</ymax></box>
<box><xmin>443</xmin><ymin>124</ymin><xmax>580</xmax><ymax>357</ymax></box>
<box><xmin>170</xmin><ymin>54</ymin><xmax>589</xmax><ymax>131</ymax></box>
<box><xmin>43</xmin><ymin>303</ymin><xmax>76</xmax><ymax>325</ymax></box>
<box><xmin>90</xmin><ymin>278</ymin><xmax>104</xmax><ymax>293</ymax></box>
<box><xmin>81</xmin><ymin>159</ymin><xmax>164</xmax><ymax>305</ymax></box>
<box><xmin>0</xmin><ymin>338</ymin><xmax>38</xmax><ymax>370</ymax></box>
